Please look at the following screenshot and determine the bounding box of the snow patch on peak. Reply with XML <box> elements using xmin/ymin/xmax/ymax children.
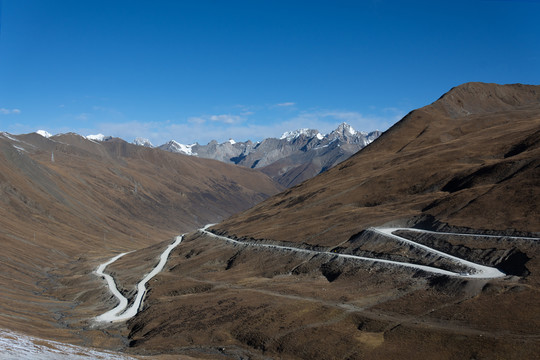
<box><xmin>280</xmin><ymin>128</ymin><xmax>319</xmax><ymax>141</ymax></box>
<box><xmin>316</xmin><ymin>133</ymin><xmax>324</xmax><ymax>140</ymax></box>
<box><xmin>133</xmin><ymin>137</ymin><xmax>153</xmax><ymax>147</ymax></box>
<box><xmin>86</xmin><ymin>134</ymin><xmax>108</xmax><ymax>141</ymax></box>
<box><xmin>335</xmin><ymin>122</ymin><xmax>356</xmax><ymax>135</ymax></box>
<box><xmin>228</xmin><ymin>139</ymin><xmax>236</xmax><ymax>145</ymax></box>
<box><xmin>36</xmin><ymin>130</ymin><xmax>52</xmax><ymax>138</ymax></box>
<box><xmin>161</xmin><ymin>140</ymin><xmax>197</xmax><ymax>156</ymax></box>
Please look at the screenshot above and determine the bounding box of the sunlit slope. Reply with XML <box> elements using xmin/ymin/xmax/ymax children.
<box><xmin>213</xmin><ymin>83</ymin><xmax>540</xmax><ymax>246</ymax></box>
<box><xmin>0</xmin><ymin>132</ymin><xmax>282</xmax><ymax>340</ymax></box>
<box><xmin>125</xmin><ymin>83</ymin><xmax>540</xmax><ymax>360</ymax></box>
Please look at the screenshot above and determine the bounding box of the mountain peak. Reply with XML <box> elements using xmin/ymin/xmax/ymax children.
<box><xmin>326</xmin><ymin>122</ymin><xmax>359</xmax><ymax>142</ymax></box>
<box><xmin>133</xmin><ymin>137</ymin><xmax>154</xmax><ymax>147</ymax></box>
<box><xmin>334</xmin><ymin>122</ymin><xmax>357</xmax><ymax>136</ymax></box>
<box><xmin>36</xmin><ymin>130</ymin><xmax>52</xmax><ymax>138</ymax></box>
<box><xmin>280</xmin><ymin>128</ymin><xmax>320</xmax><ymax>141</ymax></box>
<box><xmin>159</xmin><ymin>140</ymin><xmax>196</xmax><ymax>155</ymax></box>
<box><xmin>86</xmin><ymin>134</ymin><xmax>112</xmax><ymax>142</ymax></box>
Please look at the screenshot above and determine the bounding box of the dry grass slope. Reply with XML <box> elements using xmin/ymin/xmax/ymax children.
<box><xmin>127</xmin><ymin>83</ymin><xmax>540</xmax><ymax>359</ymax></box>
<box><xmin>0</xmin><ymin>133</ymin><xmax>282</xmax><ymax>346</ymax></box>
<box><xmin>214</xmin><ymin>82</ymin><xmax>540</xmax><ymax>244</ymax></box>
<box><xmin>2</xmin><ymin>82</ymin><xmax>539</xmax><ymax>359</ymax></box>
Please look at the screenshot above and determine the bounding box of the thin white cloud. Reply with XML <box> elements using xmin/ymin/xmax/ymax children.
<box><xmin>76</xmin><ymin>120</ymin><xmax>165</xmax><ymax>143</ymax></box>
<box><xmin>276</xmin><ymin>102</ymin><xmax>296</xmax><ymax>107</ymax></box>
<box><xmin>319</xmin><ymin>111</ymin><xmax>364</xmax><ymax>122</ymax></box>
<box><xmin>382</xmin><ymin>107</ymin><xmax>407</xmax><ymax>121</ymax></box>
<box><xmin>187</xmin><ymin>114</ymin><xmax>244</xmax><ymax>125</ymax></box>
<box><xmin>209</xmin><ymin>114</ymin><xmax>242</xmax><ymax>124</ymax></box>
<box><xmin>0</xmin><ymin>108</ymin><xmax>21</xmax><ymax>115</ymax></box>
<box><xmin>187</xmin><ymin>116</ymin><xmax>206</xmax><ymax>124</ymax></box>
<box><xmin>92</xmin><ymin>106</ymin><xmax>124</xmax><ymax>118</ymax></box>
<box><xmin>166</xmin><ymin>122</ymin><xmax>287</xmax><ymax>144</ymax></box>
<box><xmin>76</xmin><ymin>113</ymin><xmax>90</xmax><ymax>121</ymax></box>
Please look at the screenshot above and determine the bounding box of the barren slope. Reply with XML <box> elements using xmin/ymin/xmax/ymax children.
<box><xmin>3</xmin><ymin>82</ymin><xmax>539</xmax><ymax>359</ymax></box>
<box><xmin>126</xmin><ymin>228</ymin><xmax>540</xmax><ymax>359</ymax></box>
<box><xmin>213</xmin><ymin>82</ymin><xmax>540</xmax><ymax>245</ymax></box>
<box><xmin>123</xmin><ymin>83</ymin><xmax>540</xmax><ymax>359</ymax></box>
<box><xmin>0</xmin><ymin>133</ymin><xmax>282</xmax><ymax>346</ymax></box>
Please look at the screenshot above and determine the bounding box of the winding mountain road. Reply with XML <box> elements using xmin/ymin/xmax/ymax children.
<box><xmin>371</xmin><ymin>228</ymin><xmax>506</xmax><ymax>278</ymax></box>
<box><xmin>95</xmin><ymin>252</ymin><xmax>131</xmax><ymax>321</ymax></box>
<box><xmin>95</xmin><ymin>235</ymin><xmax>183</xmax><ymax>322</ymax></box>
<box><xmin>95</xmin><ymin>226</ymin><xmax>535</xmax><ymax>322</ymax></box>
<box><xmin>200</xmin><ymin>226</ymin><xmax>508</xmax><ymax>279</ymax></box>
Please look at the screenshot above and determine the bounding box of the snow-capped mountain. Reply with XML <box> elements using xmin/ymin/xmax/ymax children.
<box><xmin>34</xmin><ymin>131</ymin><xmax>114</xmax><ymax>142</ymax></box>
<box><xmin>86</xmin><ymin>134</ymin><xmax>112</xmax><ymax>142</ymax></box>
<box><xmin>327</xmin><ymin>123</ymin><xmax>380</xmax><ymax>146</ymax></box>
<box><xmin>156</xmin><ymin>123</ymin><xmax>381</xmax><ymax>187</ymax></box>
<box><xmin>36</xmin><ymin>130</ymin><xmax>52</xmax><ymax>138</ymax></box>
<box><xmin>159</xmin><ymin>140</ymin><xmax>197</xmax><ymax>155</ymax></box>
<box><xmin>280</xmin><ymin>128</ymin><xmax>322</xmax><ymax>141</ymax></box>
<box><xmin>133</xmin><ymin>137</ymin><xmax>154</xmax><ymax>147</ymax></box>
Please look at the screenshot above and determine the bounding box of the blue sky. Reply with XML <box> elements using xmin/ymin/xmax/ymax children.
<box><xmin>0</xmin><ymin>0</ymin><xmax>539</xmax><ymax>145</ymax></box>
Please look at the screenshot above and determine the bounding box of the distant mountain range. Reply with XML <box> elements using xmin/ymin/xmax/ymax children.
<box><xmin>36</xmin><ymin>122</ymin><xmax>380</xmax><ymax>187</ymax></box>
<box><xmin>154</xmin><ymin>122</ymin><xmax>380</xmax><ymax>187</ymax></box>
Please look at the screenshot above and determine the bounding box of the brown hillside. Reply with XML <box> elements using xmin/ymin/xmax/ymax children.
<box><xmin>213</xmin><ymin>82</ymin><xmax>540</xmax><ymax>245</ymax></box>
<box><xmin>0</xmin><ymin>132</ymin><xmax>282</xmax><ymax>343</ymax></box>
<box><xmin>120</xmin><ymin>83</ymin><xmax>540</xmax><ymax>359</ymax></box>
<box><xmin>2</xmin><ymin>83</ymin><xmax>539</xmax><ymax>359</ymax></box>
